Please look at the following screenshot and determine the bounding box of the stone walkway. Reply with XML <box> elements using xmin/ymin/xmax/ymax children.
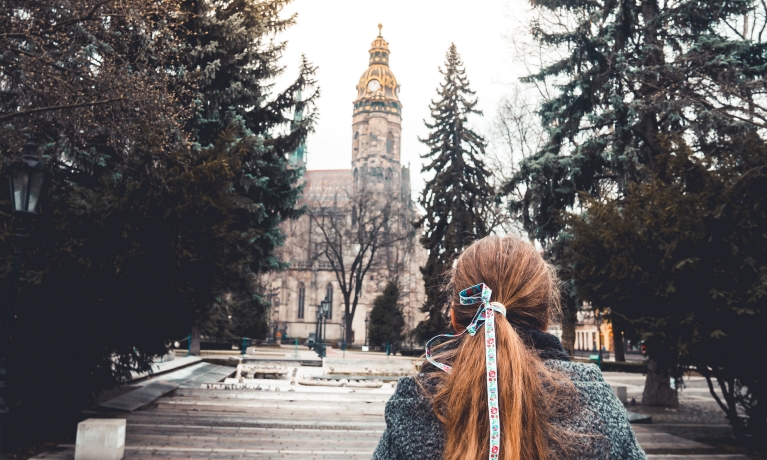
<box><xmin>30</xmin><ymin>357</ymin><xmax>751</xmax><ymax>459</ymax></box>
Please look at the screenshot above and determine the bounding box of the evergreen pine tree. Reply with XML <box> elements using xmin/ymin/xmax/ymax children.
<box><xmin>508</xmin><ymin>0</ymin><xmax>767</xmax><ymax>243</ymax></box>
<box><xmin>503</xmin><ymin>0</ymin><xmax>767</xmax><ymax>361</ymax></box>
<box><xmin>565</xmin><ymin>134</ymin><xmax>767</xmax><ymax>437</ymax></box>
<box><xmin>0</xmin><ymin>0</ymin><xmax>316</xmax><ymax>439</ymax></box>
<box><xmin>178</xmin><ymin>0</ymin><xmax>318</xmax><ymax>338</ymax></box>
<box><xmin>368</xmin><ymin>282</ymin><xmax>405</xmax><ymax>348</ymax></box>
<box><xmin>416</xmin><ymin>44</ymin><xmax>493</xmax><ymax>341</ymax></box>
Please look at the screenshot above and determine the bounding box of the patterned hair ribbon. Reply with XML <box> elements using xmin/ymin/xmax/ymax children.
<box><xmin>424</xmin><ymin>283</ymin><xmax>505</xmax><ymax>460</ymax></box>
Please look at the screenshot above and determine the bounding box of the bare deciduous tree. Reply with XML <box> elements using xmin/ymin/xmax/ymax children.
<box><xmin>308</xmin><ymin>184</ymin><xmax>410</xmax><ymax>344</ymax></box>
<box><xmin>487</xmin><ymin>86</ymin><xmax>546</xmax><ymax>237</ymax></box>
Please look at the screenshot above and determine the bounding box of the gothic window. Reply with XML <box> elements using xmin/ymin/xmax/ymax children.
<box><xmin>297</xmin><ymin>283</ymin><xmax>305</xmax><ymax>319</ymax></box>
<box><xmin>325</xmin><ymin>283</ymin><xmax>333</xmax><ymax>319</ymax></box>
<box><xmin>386</xmin><ymin>131</ymin><xmax>394</xmax><ymax>154</ymax></box>
<box><xmin>353</xmin><ymin>132</ymin><xmax>359</xmax><ymax>155</ymax></box>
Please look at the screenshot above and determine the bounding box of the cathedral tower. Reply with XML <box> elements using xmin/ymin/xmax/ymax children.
<box><xmin>352</xmin><ymin>25</ymin><xmax>404</xmax><ymax>198</ymax></box>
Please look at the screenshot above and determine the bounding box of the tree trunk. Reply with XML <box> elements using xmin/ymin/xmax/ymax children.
<box><xmin>189</xmin><ymin>326</ymin><xmax>201</xmax><ymax>356</ymax></box>
<box><xmin>560</xmin><ymin>302</ymin><xmax>577</xmax><ymax>357</ymax></box>
<box><xmin>612</xmin><ymin>321</ymin><xmax>626</xmax><ymax>362</ymax></box>
<box><xmin>642</xmin><ymin>359</ymin><xmax>678</xmax><ymax>407</ymax></box>
<box><xmin>345</xmin><ymin>309</ymin><xmax>354</xmax><ymax>345</ymax></box>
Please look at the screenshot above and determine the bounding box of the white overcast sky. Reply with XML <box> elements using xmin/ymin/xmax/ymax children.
<box><xmin>275</xmin><ymin>0</ymin><xmax>533</xmax><ymax>200</ymax></box>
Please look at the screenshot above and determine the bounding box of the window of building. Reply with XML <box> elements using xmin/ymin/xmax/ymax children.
<box><xmin>325</xmin><ymin>283</ymin><xmax>333</xmax><ymax>319</ymax></box>
<box><xmin>297</xmin><ymin>283</ymin><xmax>305</xmax><ymax>319</ymax></box>
<box><xmin>353</xmin><ymin>132</ymin><xmax>359</xmax><ymax>155</ymax></box>
<box><xmin>386</xmin><ymin>131</ymin><xmax>393</xmax><ymax>154</ymax></box>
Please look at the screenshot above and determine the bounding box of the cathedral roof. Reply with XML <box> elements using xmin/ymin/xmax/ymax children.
<box><xmin>354</xmin><ymin>25</ymin><xmax>401</xmax><ymax>116</ymax></box>
<box><xmin>302</xmin><ymin>169</ymin><xmax>352</xmax><ymax>206</ymax></box>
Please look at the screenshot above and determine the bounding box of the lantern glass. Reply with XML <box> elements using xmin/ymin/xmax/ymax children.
<box><xmin>10</xmin><ymin>168</ymin><xmax>29</xmax><ymax>212</ymax></box>
<box><xmin>26</xmin><ymin>169</ymin><xmax>44</xmax><ymax>214</ymax></box>
<box><xmin>322</xmin><ymin>300</ymin><xmax>329</xmax><ymax>314</ymax></box>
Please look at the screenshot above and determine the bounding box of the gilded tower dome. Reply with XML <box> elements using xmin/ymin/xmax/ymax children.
<box><xmin>354</xmin><ymin>24</ymin><xmax>401</xmax><ymax>116</ymax></box>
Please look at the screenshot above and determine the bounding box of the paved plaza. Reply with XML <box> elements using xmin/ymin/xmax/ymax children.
<box><xmin>30</xmin><ymin>348</ymin><xmax>750</xmax><ymax>460</ymax></box>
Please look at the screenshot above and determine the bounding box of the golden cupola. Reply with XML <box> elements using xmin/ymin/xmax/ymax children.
<box><xmin>353</xmin><ymin>24</ymin><xmax>402</xmax><ymax>116</ymax></box>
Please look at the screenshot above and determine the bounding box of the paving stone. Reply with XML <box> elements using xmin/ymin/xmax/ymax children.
<box><xmin>31</xmin><ymin>363</ymin><xmax>746</xmax><ymax>459</ymax></box>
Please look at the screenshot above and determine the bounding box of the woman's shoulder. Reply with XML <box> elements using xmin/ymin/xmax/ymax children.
<box><xmin>544</xmin><ymin>359</ymin><xmax>607</xmax><ymax>383</ymax></box>
<box><xmin>544</xmin><ymin>360</ymin><xmax>647</xmax><ymax>459</ymax></box>
<box><xmin>377</xmin><ymin>376</ymin><xmax>445</xmax><ymax>460</ymax></box>
<box><xmin>390</xmin><ymin>375</ymin><xmax>421</xmax><ymax>399</ymax></box>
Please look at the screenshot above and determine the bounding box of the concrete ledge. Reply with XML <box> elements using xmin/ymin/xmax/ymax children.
<box><xmin>627</xmin><ymin>411</ymin><xmax>653</xmax><ymax>424</ymax></box>
<box><xmin>99</xmin><ymin>381</ymin><xmax>179</xmax><ymax>412</ymax></box>
<box><xmin>129</xmin><ymin>355</ymin><xmax>202</xmax><ymax>382</ymax></box>
<box><xmin>202</xmin><ymin>356</ymin><xmax>323</xmax><ymax>367</ymax></box>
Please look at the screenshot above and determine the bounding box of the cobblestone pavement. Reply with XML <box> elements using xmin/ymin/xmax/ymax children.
<box><xmin>603</xmin><ymin>372</ymin><xmax>763</xmax><ymax>459</ymax></box>
<box><xmin>29</xmin><ymin>358</ymin><xmax>756</xmax><ymax>459</ymax></box>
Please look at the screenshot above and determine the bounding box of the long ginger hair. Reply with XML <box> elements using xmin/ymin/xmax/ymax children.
<box><xmin>425</xmin><ymin>235</ymin><xmax>575</xmax><ymax>460</ymax></box>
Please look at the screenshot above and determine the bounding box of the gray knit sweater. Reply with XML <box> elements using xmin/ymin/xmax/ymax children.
<box><xmin>372</xmin><ymin>359</ymin><xmax>646</xmax><ymax>460</ymax></box>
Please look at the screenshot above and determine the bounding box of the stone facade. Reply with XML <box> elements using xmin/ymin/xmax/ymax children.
<box><xmin>265</xmin><ymin>27</ymin><xmax>426</xmax><ymax>346</ymax></box>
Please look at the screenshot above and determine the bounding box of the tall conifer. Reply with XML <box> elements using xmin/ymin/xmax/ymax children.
<box><xmin>508</xmin><ymin>0</ymin><xmax>767</xmax><ymax>243</ymax></box>
<box><xmin>503</xmin><ymin>0</ymin><xmax>767</xmax><ymax>360</ymax></box>
<box><xmin>179</xmin><ymin>0</ymin><xmax>318</xmax><ymax>338</ymax></box>
<box><xmin>416</xmin><ymin>44</ymin><xmax>493</xmax><ymax>341</ymax></box>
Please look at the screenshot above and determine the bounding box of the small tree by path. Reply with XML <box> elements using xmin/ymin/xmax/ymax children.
<box><xmin>369</xmin><ymin>282</ymin><xmax>405</xmax><ymax>349</ymax></box>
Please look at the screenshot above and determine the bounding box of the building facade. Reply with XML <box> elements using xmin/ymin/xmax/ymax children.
<box><xmin>265</xmin><ymin>26</ymin><xmax>426</xmax><ymax>346</ymax></box>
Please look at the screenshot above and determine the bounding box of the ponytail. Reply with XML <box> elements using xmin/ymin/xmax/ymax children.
<box><xmin>423</xmin><ymin>235</ymin><xmax>576</xmax><ymax>460</ymax></box>
<box><xmin>433</xmin><ymin>313</ymin><xmax>556</xmax><ymax>460</ymax></box>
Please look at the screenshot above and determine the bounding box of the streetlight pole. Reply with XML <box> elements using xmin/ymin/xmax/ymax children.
<box><xmin>596</xmin><ymin>310</ymin><xmax>603</xmax><ymax>369</ymax></box>
<box><xmin>314</xmin><ymin>304</ymin><xmax>321</xmax><ymax>351</ymax></box>
<box><xmin>0</xmin><ymin>142</ymin><xmax>47</xmax><ymax>459</ymax></box>
<box><xmin>341</xmin><ymin>313</ymin><xmax>346</xmax><ymax>359</ymax></box>
<box><xmin>364</xmin><ymin>315</ymin><xmax>369</xmax><ymax>347</ymax></box>
<box><xmin>314</xmin><ymin>297</ymin><xmax>329</xmax><ymax>359</ymax></box>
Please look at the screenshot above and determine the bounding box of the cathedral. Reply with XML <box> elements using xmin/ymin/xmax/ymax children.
<box><xmin>266</xmin><ymin>26</ymin><xmax>427</xmax><ymax>346</ymax></box>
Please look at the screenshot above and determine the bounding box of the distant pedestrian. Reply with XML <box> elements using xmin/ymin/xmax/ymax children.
<box><xmin>372</xmin><ymin>235</ymin><xmax>646</xmax><ymax>460</ymax></box>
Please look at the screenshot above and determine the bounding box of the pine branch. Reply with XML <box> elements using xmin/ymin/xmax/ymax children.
<box><xmin>0</xmin><ymin>98</ymin><xmax>126</xmax><ymax>122</ymax></box>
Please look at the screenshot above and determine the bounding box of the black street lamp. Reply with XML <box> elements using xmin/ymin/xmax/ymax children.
<box><xmin>1</xmin><ymin>142</ymin><xmax>48</xmax><ymax>459</ymax></box>
<box><xmin>314</xmin><ymin>297</ymin><xmax>329</xmax><ymax>359</ymax></box>
<box><xmin>9</xmin><ymin>143</ymin><xmax>46</xmax><ymax>216</ymax></box>
<box><xmin>341</xmin><ymin>313</ymin><xmax>346</xmax><ymax>358</ymax></box>
<box><xmin>321</xmin><ymin>298</ymin><xmax>329</xmax><ymax>348</ymax></box>
<box><xmin>364</xmin><ymin>315</ymin><xmax>369</xmax><ymax>347</ymax></box>
<box><xmin>595</xmin><ymin>310</ymin><xmax>603</xmax><ymax>369</ymax></box>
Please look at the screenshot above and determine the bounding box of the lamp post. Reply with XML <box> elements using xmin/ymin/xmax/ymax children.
<box><xmin>341</xmin><ymin>313</ymin><xmax>346</xmax><ymax>358</ymax></box>
<box><xmin>314</xmin><ymin>304</ymin><xmax>321</xmax><ymax>351</ymax></box>
<box><xmin>321</xmin><ymin>297</ymin><xmax>329</xmax><ymax>355</ymax></box>
<box><xmin>364</xmin><ymin>315</ymin><xmax>369</xmax><ymax>347</ymax></box>
<box><xmin>1</xmin><ymin>142</ymin><xmax>47</xmax><ymax>459</ymax></box>
<box><xmin>314</xmin><ymin>297</ymin><xmax>329</xmax><ymax>358</ymax></box>
<box><xmin>595</xmin><ymin>310</ymin><xmax>603</xmax><ymax>369</ymax></box>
